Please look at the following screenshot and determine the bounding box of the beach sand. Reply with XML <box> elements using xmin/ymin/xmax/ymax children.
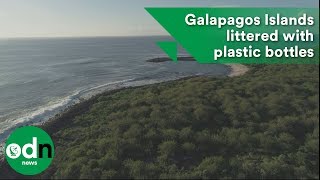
<box><xmin>227</xmin><ymin>64</ymin><xmax>249</xmax><ymax>77</ymax></box>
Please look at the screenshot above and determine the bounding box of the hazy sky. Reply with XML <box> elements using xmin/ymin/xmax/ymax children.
<box><xmin>0</xmin><ymin>0</ymin><xmax>318</xmax><ymax>38</ymax></box>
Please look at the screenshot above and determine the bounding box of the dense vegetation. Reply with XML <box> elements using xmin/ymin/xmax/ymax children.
<box><xmin>1</xmin><ymin>65</ymin><xmax>319</xmax><ymax>179</ymax></box>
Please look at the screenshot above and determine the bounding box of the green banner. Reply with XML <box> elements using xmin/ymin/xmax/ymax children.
<box><xmin>146</xmin><ymin>8</ymin><xmax>319</xmax><ymax>64</ymax></box>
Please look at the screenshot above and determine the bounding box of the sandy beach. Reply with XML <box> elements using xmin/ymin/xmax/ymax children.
<box><xmin>227</xmin><ymin>64</ymin><xmax>250</xmax><ymax>77</ymax></box>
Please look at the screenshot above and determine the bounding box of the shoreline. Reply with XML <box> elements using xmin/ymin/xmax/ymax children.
<box><xmin>0</xmin><ymin>62</ymin><xmax>248</xmax><ymax>161</ymax></box>
<box><xmin>43</xmin><ymin>64</ymin><xmax>249</xmax><ymax>126</ymax></box>
<box><xmin>146</xmin><ymin>56</ymin><xmax>249</xmax><ymax>77</ymax></box>
<box><xmin>39</xmin><ymin>63</ymin><xmax>249</xmax><ymax>132</ymax></box>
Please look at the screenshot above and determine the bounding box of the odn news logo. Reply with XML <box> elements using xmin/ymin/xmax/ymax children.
<box><xmin>5</xmin><ymin>126</ymin><xmax>54</xmax><ymax>175</ymax></box>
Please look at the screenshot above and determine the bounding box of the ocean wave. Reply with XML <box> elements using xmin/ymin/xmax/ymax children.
<box><xmin>83</xmin><ymin>78</ymin><xmax>136</xmax><ymax>93</ymax></box>
<box><xmin>48</xmin><ymin>57</ymin><xmax>108</xmax><ymax>67</ymax></box>
<box><xmin>0</xmin><ymin>91</ymin><xmax>80</xmax><ymax>142</ymax></box>
<box><xmin>0</xmin><ymin>74</ymin><xmax>198</xmax><ymax>143</ymax></box>
<box><xmin>0</xmin><ymin>78</ymin><xmax>137</xmax><ymax>142</ymax></box>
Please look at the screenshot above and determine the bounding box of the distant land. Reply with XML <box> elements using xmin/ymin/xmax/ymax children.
<box><xmin>147</xmin><ymin>56</ymin><xmax>195</xmax><ymax>63</ymax></box>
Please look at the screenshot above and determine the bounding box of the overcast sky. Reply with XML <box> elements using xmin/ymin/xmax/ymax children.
<box><xmin>0</xmin><ymin>0</ymin><xmax>318</xmax><ymax>38</ymax></box>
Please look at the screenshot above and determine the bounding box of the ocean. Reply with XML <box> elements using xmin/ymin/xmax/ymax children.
<box><xmin>0</xmin><ymin>36</ymin><xmax>229</xmax><ymax>142</ymax></box>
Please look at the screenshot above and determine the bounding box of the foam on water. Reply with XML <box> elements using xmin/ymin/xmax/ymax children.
<box><xmin>0</xmin><ymin>78</ymin><xmax>139</xmax><ymax>142</ymax></box>
<box><xmin>0</xmin><ymin>91</ymin><xmax>78</xmax><ymax>141</ymax></box>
